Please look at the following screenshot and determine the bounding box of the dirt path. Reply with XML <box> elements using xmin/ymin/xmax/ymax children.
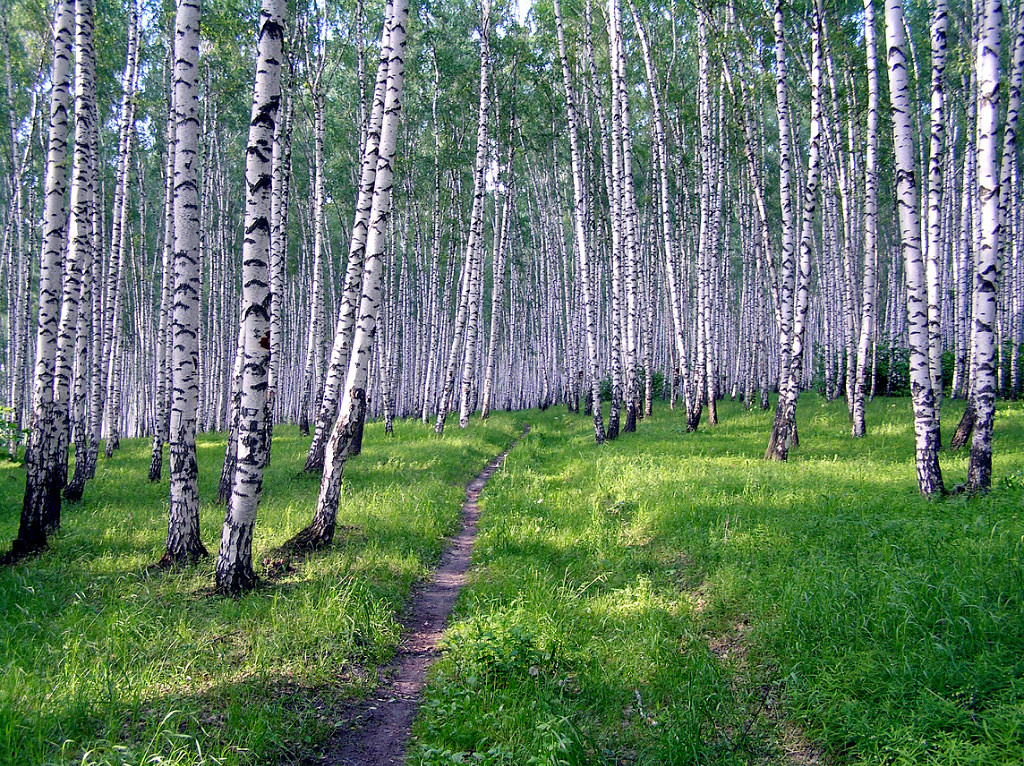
<box><xmin>308</xmin><ymin>428</ymin><xmax>527</xmax><ymax>766</ymax></box>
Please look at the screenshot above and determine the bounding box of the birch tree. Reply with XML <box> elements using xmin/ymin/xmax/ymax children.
<box><xmin>553</xmin><ymin>0</ymin><xmax>605</xmax><ymax>443</ymax></box>
<box><xmin>289</xmin><ymin>0</ymin><xmax>407</xmax><ymax>549</ymax></box>
<box><xmin>215</xmin><ymin>0</ymin><xmax>285</xmax><ymax>594</ymax></box>
<box><xmin>160</xmin><ymin>0</ymin><xmax>209</xmax><ymax>565</ymax></box>
<box><xmin>884</xmin><ymin>0</ymin><xmax>944</xmax><ymax>496</ymax></box>
<box><xmin>852</xmin><ymin>0</ymin><xmax>880</xmax><ymax>437</ymax></box>
<box><xmin>8</xmin><ymin>0</ymin><xmax>74</xmax><ymax>561</ymax></box>
<box><xmin>967</xmin><ymin>0</ymin><xmax>1002</xmax><ymax>493</ymax></box>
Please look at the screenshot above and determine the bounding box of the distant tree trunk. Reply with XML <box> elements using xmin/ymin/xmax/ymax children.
<box><xmin>298</xmin><ymin>33</ymin><xmax>330</xmax><ymax>437</ymax></box>
<box><xmin>884</xmin><ymin>0</ymin><xmax>944</xmax><ymax>496</ymax></box>
<box><xmin>553</xmin><ymin>0</ymin><xmax>604</xmax><ymax>444</ymax></box>
<box><xmin>215</xmin><ymin>0</ymin><xmax>285</xmax><ymax>595</ymax></box>
<box><xmin>630</xmin><ymin>0</ymin><xmax>689</xmax><ymax>428</ymax></box>
<box><xmin>967</xmin><ymin>0</ymin><xmax>1003</xmax><ymax>494</ymax></box>
<box><xmin>924</xmin><ymin>0</ymin><xmax>948</xmax><ymax>428</ymax></box>
<box><xmin>853</xmin><ymin>0</ymin><xmax>880</xmax><ymax>437</ymax></box>
<box><xmin>457</xmin><ymin>0</ymin><xmax>492</xmax><ymax>429</ymax></box>
<box><xmin>266</xmin><ymin>84</ymin><xmax>293</xmax><ymax>448</ymax></box>
<box><xmin>101</xmin><ymin>2</ymin><xmax>141</xmax><ymax>464</ymax></box>
<box><xmin>160</xmin><ymin>0</ymin><xmax>209</xmax><ymax>565</ymax></box>
<box><xmin>420</xmin><ymin>44</ymin><xmax>443</xmax><ymax>426</ymax></box>
<box><xmin>480</xmin><ymin>159</ymin><xmax>512</xmax><ymax>420</ymax></box>
<box><xmin>149</xmin><ymin>93</ymin><xmax>176</xmax><ymax>483</ymax></box>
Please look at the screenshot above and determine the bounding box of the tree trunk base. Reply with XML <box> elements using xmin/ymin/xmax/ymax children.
<box><xmin>1</xmin><ymin>536</ymin><xmax>47</xmax><ymax>566</ymax></box>
<box><xmin>151</xmin><ymin>546</ymin><xmax>208</xmax><ymax>571</ymax></box>
<box><xmin>281</xmin><ymin>522</ymin><xmax>334</xmax><ymax>553</ymax></box>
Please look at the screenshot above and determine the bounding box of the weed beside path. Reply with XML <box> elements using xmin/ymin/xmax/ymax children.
<box><xmin>410</xmin><ymin>397</ymin><xmax>1024</xmax><ymax>766</ymax></box>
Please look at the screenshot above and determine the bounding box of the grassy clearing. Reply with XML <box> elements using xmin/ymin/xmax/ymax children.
<box><xmin>3</xmin><ymin>397</ymin><xmax>1023</xmax><ymax>765</ymax></box>
<box><xmin>0</xmin><ymin>414</ymin><xmax>524</xmax><ymax>765</ymax></box>
<box><xmin>410</xmin><ymin>396</ymin><xmax>1024</xmax><ymax>766</ymax></box>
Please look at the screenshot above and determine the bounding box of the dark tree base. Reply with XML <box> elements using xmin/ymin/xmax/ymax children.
<box><xmin>950</xmin><ymin>398</ymin><xmax>976</xmax><ymax>451</ymax></box>
<box><xmin>1</xmin><ymin>536</ymin><xmax>47</xmax><ymax>566</ymax></box>
<box><xmin>303</xmin><ymin>447</ymin><xmax>326</xmax><ymax>473</ymax></box>
<box><xmin>623</xmin><ymin>403</ymin><xmax>637</xmax><ymax>433</ymax></box>
<box><xmin>62</xmin><ymin>480</ymin><xmax>84</xmax><ymax>503</ymax></box>
<box><xmin>281</xmin><ymin>522</ymin><xmax>334</xmax><ymax>553</ymax></box>
<box><xmin>151</xmin><ymin>546</ymin><xmax>209</xmax><ymax>571</ymax></box>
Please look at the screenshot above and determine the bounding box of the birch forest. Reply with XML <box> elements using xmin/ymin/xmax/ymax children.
<box><xmin>3</xmin><ymin>0</ymin><xmax>1024</xmax><ymax>575</ymax></box>
<box><xmin>7</xmin><ymin>0</ymin><xmax>1024</xmax><ymax>763</ymax></box>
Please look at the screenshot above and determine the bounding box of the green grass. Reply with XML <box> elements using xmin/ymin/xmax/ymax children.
<box><xmin>409</xmin><ymin>396</ymin><xmax>1024</xmax><ymax>766</ymax></box>
<box><xmin>3</xmin><ymin>397</ymin><xmax>1024</xmax><ymax>765</ymax></box>
<box><xmin>0</xmin><ymin>414</ymin><xmax>524</xmax><ymax>765</ymax></box>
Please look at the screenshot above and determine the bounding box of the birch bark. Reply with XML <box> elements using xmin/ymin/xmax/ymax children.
<box><xmin>291</xmin><ymin>0</ymin><xmax>407</xmax><ymax>549</ymax></box>
<box><xmin>967</xmin><ymin>0</ymin><xmax>1003</xmax><ymax>493</ymax></box>
<box><xmin>161</xmin><ymin>0</ymin><xmax>209</xmax><ymax>564</ymax></box>
<box><xmin>215</xmin><ymin>0</ymin><xmax>285</xmax><ymax>594</ymax></box>
<box><xmin>885</xmin><ymin>0</ymin><xmax>945</xmax><ymax>495</ymax></box>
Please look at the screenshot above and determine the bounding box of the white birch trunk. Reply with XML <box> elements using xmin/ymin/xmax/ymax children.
<box><xmin>215</xmin><ymin>0</ymin><xmax>285</xmax><ymax>594</ymax></box>
<box><xmin>162</xmin><ymin>0</ymin><xmax>209</xmax><ymax>564</ymax></box>
<box><xmin>968</xmin><ymin>0</ymin><xmax>1003</xmax><ymax>493</ymax></box>
<box><xmin>885</xmin><ymin>0</ymin><xmax>945</xmax><ymax>495</ymax></box>
<box><xmin>296</xmin><ymin>0</ymin><xmax>407</xmax><ymax>548</ymax></box>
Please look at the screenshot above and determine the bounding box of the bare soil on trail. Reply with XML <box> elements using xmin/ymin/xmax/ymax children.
<box><xmin>297</xmin><ymin>428</ymin><xmax>528</xmax><ymax>766</ymax></box>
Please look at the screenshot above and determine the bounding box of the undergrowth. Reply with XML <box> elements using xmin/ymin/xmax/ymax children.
<box><xmin>0</xmin><ymin>414</ymin><xmax>523</xmax><ymax>765</ymax></box>
<box><xmin>4</xmin><ymin>396</ymin><xmax>1023</xmax><ymax>765</ymax></box>
<box><xmin>410</xmin><ymin>396</ymin><xmax>1024</xmax><ymax>766</ymax></box>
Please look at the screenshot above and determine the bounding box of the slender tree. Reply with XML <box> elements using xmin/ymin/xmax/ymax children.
<box><xmin>160</xmin><ymin>0</ymin><xmax>209</xmax><ymax>565</ymax></box>
<box><xmin>8</xmin><ymin>0</ymin><xmax>74</xmax><ymax>561</ymax></box>
<box><xmin>289</xmin><ymin>0</ymin><xmax>407</xmax><ymax>549</ymax></box>
<box><xmin>884</xmin><ymin>0</ymin><xmax>944</xmax><ymax>496</ymax></box>
<box><xmin>215</xmin><ymin>0</ymin><xmax>285</xmax><ymax>594</ymax></box>
<box><xmin>967</xmin><ymin>0</ymin><xmax>1003</xmax><ymax>493</ymax></box>
<box><xmin>853</xmin><ymin>0</ymin><xmax>880</xmax><ymax>437</ymax></box>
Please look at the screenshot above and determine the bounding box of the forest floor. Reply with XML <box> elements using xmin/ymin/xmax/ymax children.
<box><xmin>1</xmin><ymin>397</ymin><xmax>1023</xmax><ymax>765</ymax></box>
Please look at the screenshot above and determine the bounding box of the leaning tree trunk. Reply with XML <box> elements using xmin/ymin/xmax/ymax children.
<box><xmin>161</xmin><ymin>0</ymin><xmax>209</xmax><ymax>565</ymax></box>
<box><xmin>304</xmin><ymin>2</ymin><xmax>393</xmax><ymax>471</ymax></box>
<box><xmin>885</xmin><ymin>0</ymin><xmax>944</xmax><ymax>496</ymax></box>
<box><xmin>291</xmin><ymin>0</ymin><xmax>407</xmax><ymax>550</ymax></box>
<box><xmin>457</xmin><ymin>0</ymin><xmax>492</xmax><ymax>429</ymax></box>
<box><xmin>215</xmin><ymin>0</ymin><xmax>285</xmax><ymax>595</ymax></box>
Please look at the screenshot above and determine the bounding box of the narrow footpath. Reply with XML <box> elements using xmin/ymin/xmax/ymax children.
<box><xmin>312</xmin><ymin>426</ymin><xmax>528</xmax><ymax>765</ymax></box>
